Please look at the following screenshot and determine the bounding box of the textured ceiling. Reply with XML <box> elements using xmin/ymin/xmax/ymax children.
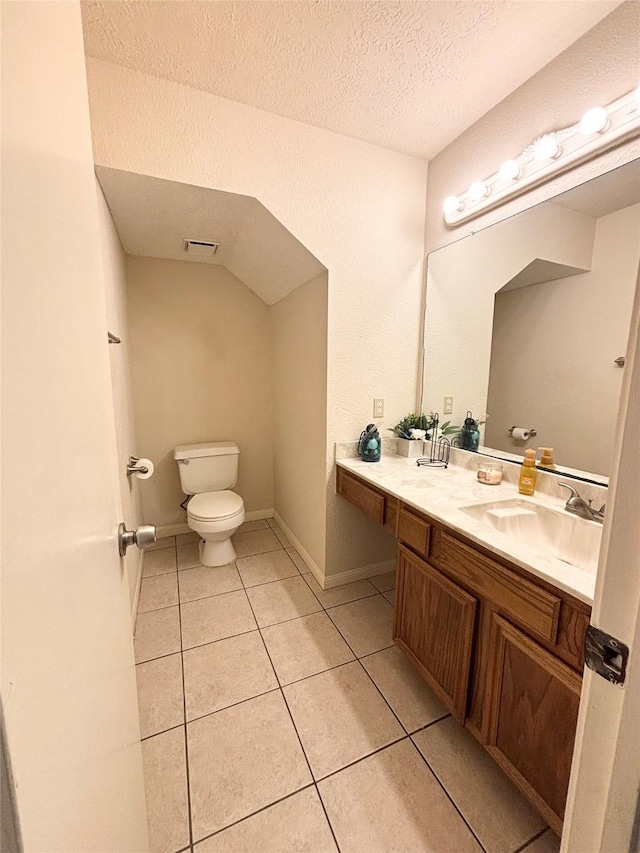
<box><xmin>96</xmin><ymin>167</ymin><xmax>325</xmax><ymax>305</ymax></box>
<box><xmin>81</xmin><ymin>0</ymin><xmax>619</xmax><ymax>160</ymax></box>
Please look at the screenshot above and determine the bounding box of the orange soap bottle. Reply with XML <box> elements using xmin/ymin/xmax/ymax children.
<box><xmin>519</xmin><ymin>448</ymin><xmax>537</xmax><ymax>496</ymax></box>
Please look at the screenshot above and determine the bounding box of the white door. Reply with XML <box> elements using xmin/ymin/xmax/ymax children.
<box><xmin>563</xmin><ymin>262</ymin><xmax>640</xmax><ymax>852</ymax></box>
<box><xmin>1</xmin><ymin>3</ymin><xmax>148</xmax><ymax>851</ymax></box>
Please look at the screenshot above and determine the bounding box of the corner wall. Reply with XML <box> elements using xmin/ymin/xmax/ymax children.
<box><xmin>126</xmin><ymin>256</ymin><xmax>274</xmax><ymax>527</ymax></box>
<box><xmin>95</xmin><ymin>181</ymin><xmax>143</xmax><ymax>612</ymax></box>
<box><xmin>270</xmin><ymin>272</ymin><xmax>328</xmax><ymax>571</ymax></box>
<box><xmin>425</xmin><ymin>1</ymin><xmax>640</xmax><ymax>254</ymax></box>
<box><xmin>86</xmin><ymin>59</ymin><xmax>428</xmax><ymax>580</ymax></box>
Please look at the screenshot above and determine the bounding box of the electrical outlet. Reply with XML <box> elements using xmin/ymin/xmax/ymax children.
<box><xmin>373</xmin><ymin>398</ymin><xmax>384</xmax><ymax>418</ymax></box>
<box><xmin>444</xmin><ymin>396</ymin><xmax>454</xmax><ymax>415</ymax></box>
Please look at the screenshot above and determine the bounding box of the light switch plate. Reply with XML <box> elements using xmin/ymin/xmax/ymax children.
<box><xmin>373</xmin><ymin>398</ymin><xmax>384</xmax><ymax>418</ymax></box>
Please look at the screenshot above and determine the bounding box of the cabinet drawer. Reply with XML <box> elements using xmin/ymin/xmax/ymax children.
<box><xmin>398</xmin><ymin>505</ymin><xmax>430</xmax><ymax>558</ymax></box>
<box><xmin>336</xmin><ymin>468</ymin><xmax>384</xmax><ymax>524</ymax></box>
<box><xmin>431</xmin><ymin>532</ymin><xmax>560</xmax><ymax>644</ymax></box>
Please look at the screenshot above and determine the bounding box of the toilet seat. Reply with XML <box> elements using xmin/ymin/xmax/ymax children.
<box><xmin>188</xmin><ymin>490</ymin><xmax>244</xmax><ymax>522</ymax></box>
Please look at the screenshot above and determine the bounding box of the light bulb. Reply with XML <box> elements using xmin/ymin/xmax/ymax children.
<box><xmin>443</xmin><ymin>195</ymin><xmax>463</xmax><ymax>215</ymax></box>
<box><xmin>579</xmin><ymin>106</ymin><xmax>609</xmax><ymax>135</ymax></box>
<box><xmin>468</xmin><ymin>181</ymin><xmax>490</xmax><ymax>202</ymax></box>
<box><xmin>534</xmin><ymin>135</ymin><xmax>561</xmax><ymax>161</ymax></box>
<box><xmin>499</xmin><ymin>159</ymin><xmax>522</xmax><ymax>181</ymax></box>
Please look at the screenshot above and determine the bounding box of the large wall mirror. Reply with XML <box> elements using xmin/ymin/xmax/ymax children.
<box><xmin>422</xmin><ymin>160</ymin><xmax>640</xmax><ymax>483</ymax></box>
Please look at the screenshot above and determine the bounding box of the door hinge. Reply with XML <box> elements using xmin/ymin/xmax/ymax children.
<box><xmin>585</xmin><ymin>625</ymin><xmax>629</xmax><ymax>686</ymax></box>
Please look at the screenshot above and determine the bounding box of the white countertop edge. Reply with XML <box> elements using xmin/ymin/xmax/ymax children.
<box><xmin>336</xmin><ymin>455</ymin><xmax>596</xmax><ymax>606</ymax></box>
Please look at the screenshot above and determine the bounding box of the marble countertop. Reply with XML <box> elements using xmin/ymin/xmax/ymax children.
<box><xmin>337</xmin><ymin>454</ymin><xmax>598</xmax><ymax>605</ymax></box>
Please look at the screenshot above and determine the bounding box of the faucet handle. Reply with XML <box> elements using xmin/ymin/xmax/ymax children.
<box><xmin>558</xmin><ymin>481</ymin><xmax>580</xmax><ymax>499</ymax></box>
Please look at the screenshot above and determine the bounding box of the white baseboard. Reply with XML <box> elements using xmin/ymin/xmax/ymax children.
<box><xmin>273</xmin><ymin>511</ymin><xmax>395</xmax><ymax>591</ymax></box>
<box><xmin>156</xmin><ymin>522</ymin><xmax>190</xmax><ymax>538</ymax></box>
<box><xmin>322</xmin><ymin>559</ymin><xmax>396</xmax><ymax>589</ymax></box>
<box><xmin>246</xmin><ymin>508</ymin><xmax>275</xmax><ymax>522</ymax></box>
<box><xmin>156</xmin><ymin>508</ymin><xmax>275</xmax><ymax>541</ymax></box>
<box><xmin>272</xmin><ymin>511</ymin><xmax>324</xmax><ymax>588</ymax></box>
<box><xmin>131</xmin><ymin>548</ymin><xmax>145</xmax><ymax>634</ymax></box>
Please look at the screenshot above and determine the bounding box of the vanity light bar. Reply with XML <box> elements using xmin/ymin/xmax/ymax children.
<box><xmin>443</xmin><ymin>86</ymin><xmax>640</xmax><ymax>226</ymax></box>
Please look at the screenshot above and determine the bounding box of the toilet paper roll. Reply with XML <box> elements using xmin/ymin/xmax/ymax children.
<box><xmin>511</xmin><ymin>427</ymin><xmax>530</xmax><ymax>441</ymax></box>
<box><xmin>134</xmin><ymin>458</ymin><xmax>155</xmax><ymax>480</ymax></box>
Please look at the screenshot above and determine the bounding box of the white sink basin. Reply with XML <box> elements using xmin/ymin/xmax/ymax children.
<box><xmin>460</xmin><ymin>498</ymin><xmax>602</xmax><ymax>574</ymax></box>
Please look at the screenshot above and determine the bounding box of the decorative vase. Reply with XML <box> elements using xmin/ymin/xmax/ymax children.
<box><xmin>397</xmin><ymin>438</ymin><xmax>424</xmax><ymax>458</ymax></box>
<box><xmin>358</xmin><ymin>424</ymin><xmax>381</xmax><ymax>462</ymax></box>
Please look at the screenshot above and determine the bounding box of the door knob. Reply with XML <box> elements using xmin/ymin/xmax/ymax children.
<box><xmin>118</xmin><ymin>523</ymin><xmax>157</xmax><ymax>557</ymax></box>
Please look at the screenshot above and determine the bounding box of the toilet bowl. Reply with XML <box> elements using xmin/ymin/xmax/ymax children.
<box><xmin>174</xmin><ymin>440</ymin><xmax>246</xmax><ymax>567</ymax></box>
<box><xmin>187</xmin><ymin>489</ymin><xmax>245</xmax><ymax>566</ymax></box>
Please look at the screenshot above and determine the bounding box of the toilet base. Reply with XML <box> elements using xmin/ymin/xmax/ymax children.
<box><xmin>199</xmin><ymin>537</ymin><xmax>237</xmax><ymax>567</ymax></box>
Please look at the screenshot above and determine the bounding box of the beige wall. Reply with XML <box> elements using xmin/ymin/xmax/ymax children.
<box><xmin>86</xmin><ymin>59</ymin><xmax>425</xmax><ymax>579</ymax></box>
<box><xmin>485</xmin><ymin>203</ymin><xmax>640</xmax><ymax>476</ymax></box>
<box><xmin>127</xmin><ymin>257</ymin><xmax>274</xmax><ymax>526</ymax></box>
<box><xmin>425</xmin><ymin>2</ymin><xmax>640</xmax><ymax>254</ymax></box>
<box><xmin>270</xmin><ymin>273</ymin><xmax>328</xmax><ymax>570</ymax></box>
<box><xmin>95</xmin><ymin>181</ymin><xmax>143</xmax><ymax>611</ymax></box>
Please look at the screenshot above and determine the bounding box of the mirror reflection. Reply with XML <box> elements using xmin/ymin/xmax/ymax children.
<box><xmin>422</xmin><ymin>161</ymin><xmax>640</xmax><ymax>481</ymax></box>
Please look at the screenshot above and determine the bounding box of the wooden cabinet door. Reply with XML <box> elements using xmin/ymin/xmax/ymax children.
<box><xmin>394</xmin><ymin>545</ymin><xmax>477</xmax><ymax>722</ymax></box>
<box><xmin>484</xmin><ymin>614</ymin><xmax>582</xmax><ymax>835</ymax></box>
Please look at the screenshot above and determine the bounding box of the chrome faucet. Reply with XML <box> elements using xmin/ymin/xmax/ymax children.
<box><xmin>558</xmin><ymin>482</ymin><xmax>605</xmax><ymax>524</ymax></box>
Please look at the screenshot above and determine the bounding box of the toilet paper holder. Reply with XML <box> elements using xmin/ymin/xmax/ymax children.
<box><xmin>508</xmin><ymin>426</ymin><xmax>537</xmax><ymax>438</ymax></box>
<box><xmin>127</xmin><ymin>456</ymin><xmax>149</xmax><ymax>477</ymax></box>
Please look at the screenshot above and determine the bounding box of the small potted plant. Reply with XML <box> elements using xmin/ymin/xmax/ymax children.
<box><xmin>425</xmin><ymin>411</ymin><xmax>461</xmax><ymax>441</ymax></box>
<box><xmin>390</xmin><ymin>413</ymin><xmax>430</xmax><ymax>457</ymax></box>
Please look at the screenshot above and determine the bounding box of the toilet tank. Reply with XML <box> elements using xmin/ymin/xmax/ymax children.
<box><xmin>173</xmin><ymin>441</ymin><xmax>240</xmax><ymax>495</ymax></box>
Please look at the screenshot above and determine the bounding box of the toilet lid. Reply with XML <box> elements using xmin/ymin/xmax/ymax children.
<box><xmin>188</xmin><ymin>490</ymin><xmax>244</xmax><ymax>521</ymax></box>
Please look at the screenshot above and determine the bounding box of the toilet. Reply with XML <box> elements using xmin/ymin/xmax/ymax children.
<box><xmin>173</xmin><ymin>441</ymin><xmax>246</xmax><ymax>567</ymax></box>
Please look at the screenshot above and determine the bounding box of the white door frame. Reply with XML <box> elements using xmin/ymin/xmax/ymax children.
<box><xmin>563</xmin><ymin>260</ymin><xmax>640</xmax><ymax>852</ymax></box>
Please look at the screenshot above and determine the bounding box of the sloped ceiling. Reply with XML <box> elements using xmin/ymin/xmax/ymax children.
<box><xmin>81</xmin><ymin>0</ymin><xmax>619</xmax><ymax>160</ymax></box>
<box><xmin>500</xmin><ymin>258</ymin><xmax>589</xmax><ymax>293</ymax></box>
<box><xmin>96</xmin><ymin>167</ymin><xmax>325</xmax><ymax>305</ymax></box>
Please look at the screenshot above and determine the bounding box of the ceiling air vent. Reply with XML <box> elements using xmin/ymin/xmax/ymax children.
<box><xmin>183</xmin><ymin>238</ymin><xmax>220</xmax><ymax>257</ymax></box>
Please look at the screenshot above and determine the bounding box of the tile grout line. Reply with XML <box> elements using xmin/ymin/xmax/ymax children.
<box><xmin>177</xmin><ymin>594</ymin><xmax>195</xmax><ymax>851</ymax></box>
<box><xmin>189</xmin><ymin>783</ymin><xmax>317</xmax><ymax>849</ymax></box>
<box><xmin>409</xmin><ymin>736</ymin><xmax>490</xmax><ymax>853</ymax></box>
<box><xmin>311</xmin><ymin>593</ymin><xmax>416</xmax><ymax>739</ymax></box>
<box><xmin>180</xmin><ymin>686</ymin><xmax>282</xmax><ymax>730</ymax></box>
<box><xmin>408</xmin><ymin>712</ymin><xmax>452</xmax><ymax>737</ymax></box>
<box><xmin>314</xmin><ymin>782</ymin><xmax>342</xmax><ymax>853</ymax></box>
<box><xmin>513</xmin><ymin>827</ymin><xmax>554</xmax><ymax>853</ymax></box>
<box><xmin>266</xmin><ymin>558</ymin><xmax>489</xmax><ymax>852</ymax></box>
<box><xmin>308</xmin><ymin>584</ymin><xmax>407</xmax><ymax>719</ymax></box>
<box><xmin>314</xmin><ymin>734</ymin><xmax>409</xmax><ymax>785</ymax></box>
<box><xmin>300</xmin><ymin>572</ymin><xmax>379</xmax><ymax>609</ymax></box>
<box><xmin>144</xmin><ymin>545</ymin><xmax>495</xmax><ymax>852</ymax></box>
<box><xmin>240</xmin><ymin>585</ymin><xmax>342</xmax><ymax>853</ymax></box>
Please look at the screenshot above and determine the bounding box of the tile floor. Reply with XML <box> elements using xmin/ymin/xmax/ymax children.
<box><xmin>135</xmin><ymin>519</ymin><xmax>561</xmax><ymax>853</ymax></box>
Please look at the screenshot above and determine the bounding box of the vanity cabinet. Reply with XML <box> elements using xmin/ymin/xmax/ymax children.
<box><xmin>335</xmin><ymin>467</ymin><xmax>398</xmax><ymax>535</ymax></box>
<box><xmin>395</xmin><ymin>545</ymin><xmax>476</xmax><ymax>722</ymax></box>
<box><xmin>336</xmin><ymin>465</ymin><xmax>592</xmax><ymax>835</ymax></box>
<box><xmin>484</xmin><ymin>615</ymin><xmax>582</xmax><ymax>828</ymax></box>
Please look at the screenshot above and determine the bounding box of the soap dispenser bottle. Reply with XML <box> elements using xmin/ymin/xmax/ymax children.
<box><xmin>519</xmin><ymin>449</ymin><xmax>537</xmax><ymax>496</ymax></box>
<box><xmin>539</xmin><ymin>447</ymin><xmax>555</xmax><ymax>469</ymax></box>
